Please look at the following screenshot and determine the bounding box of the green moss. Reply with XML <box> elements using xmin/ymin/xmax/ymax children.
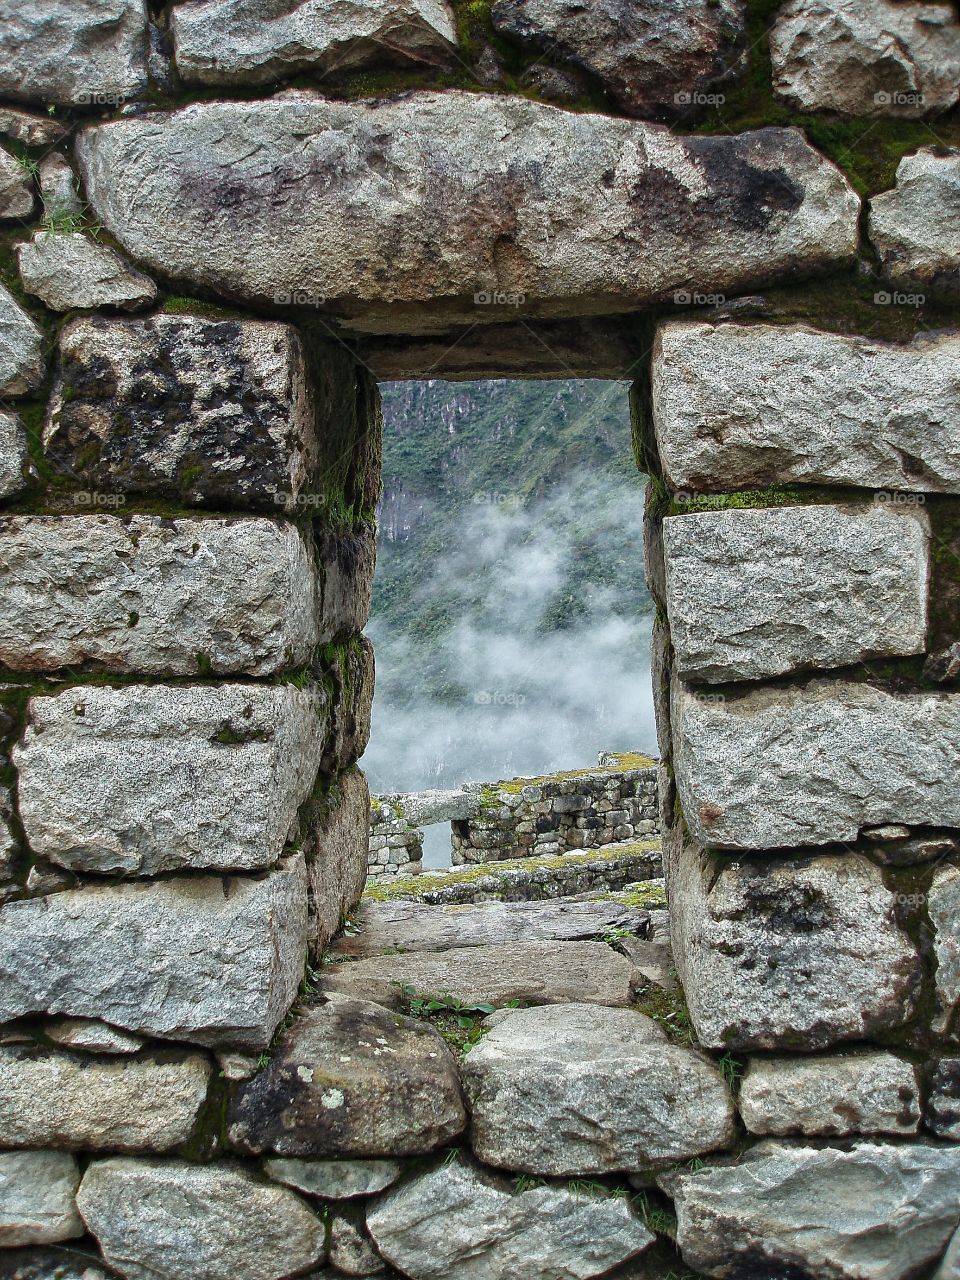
<box><xmin>481</xmin><ymin>755</ymin><xmax>658</xmax><ymax>800</ymax></box>
<box><xmin>633</xmin><ymin>982</ymin><xmax>694</xmax><ymax>1044</ymax></box>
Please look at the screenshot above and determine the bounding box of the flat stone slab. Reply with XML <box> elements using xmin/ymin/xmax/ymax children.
<box><xmin>662</xmin><ymin>503</ymin><xmax>929</xmax><ymax>683</ymax></box>
<box><xmin>870</xmin><ymin>147</ymin><xmax>960</xmax><ymax>301</ymax></box>
<box><xmin>652</xmin><ymin>322</ymin><xmax>960</xmax><ymax>494</ymax></box>
<box><xmin>0</xmin><ymin>281</ymin><xmax>44</xmax><ymax>397</ymax></box>
<box><xmin>0</xmin><ymin>1151</ymin><xmax>83</xmax><ymax>1248</ymax></box>
<box><xmin>320</xmin><ymin>940</ymin><xmax>638</xmax><ymax>1008</ymax></box>
<box><xmin>672</xmin><ymin>676</ymin><xmax>960</xmax><ymax>850</ymax></box>
<box><xmin>76</xmin><ymin>94</ymin><xmax>859</xmax><ymax>335</ymax></box>
<box><xmin>0</xmin><ymin>856</ymin><xmax>307</xmax><ymax>1051</ymax></box>
<box><xmin>15</xmin><ymin>684</ymin><xmax>325</xmax><ymax>876</ymax></box>
<box><xmin>265</xmin><ymin>1157</ymin><xmax>403</xmax><ymax>1199</ymax></box>
<box><xmin>332</xmin><ymin>897</ymin><xmax>649</xmax><ymax>958</ymax></box>
<box><xmin>17</xmin><ymin>232</ymin><xmax>158</xmax><ymax>312</ymax></box>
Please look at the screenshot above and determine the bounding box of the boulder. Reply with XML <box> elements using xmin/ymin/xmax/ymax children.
<box><xmin>490</xmin><ymin>0</ymin><xmax>746</xmax><ymax>119</ymax></box>
<box><xmin>307</xmin><ymin>768</ymin><xmax>371</xmax><ymax>958</ymax></box>
<box><xmin>462</xmin><ymin>1003</ymin><xmax>735</xmax><ymax>1175</ymax></box>
<box><xmin>17</xmin><ymin>233</ymin><xmax>158</xmax><ymax>312</ymax></box>
<box><xmin>652</xmin><ymin>322</ymin><xmax>960</xmax><ymax>494</ymax></box>
<box><xmin>0</xmin><ymin>282</ymin><xmax>44</xmax><ymax>397</ymax></box>
<box><xmin>0</xmin><ymin>146</ymin><xmax>34</xmax><ymax>220</ymax></box>
<box><xmin>0</xmin><ymin>412</ymin><xmax>30</xmax><ymax>500</ymax></box>
<box><xmin>228</xmin><ymin>995</ymin><xmax>467</xmax><ymax>1157</ymax></box>
<box><xmin>367</xmin><ymin>1158</ymin><xmax>655</xmax><ymax>1279</ymax></box>
<box><xmin>929</xmin><ymin>865</ymin><xmax>960</xmax><ymax>1033</ymax></box>
<box><xmin>869</xmin><ymin>147</ymin><xmax>960</xmax><ymax>301</ymax></box>
<box><xmin>264</xmin><ymin>1157</ymin><xmax>402</xmax><ymax>1199</ymax></box>
<box><xmin>669</xmin><ymin>842</ymin><xmax>919</xmax><ymax>1050</ymax></box>
<box><xmin>739</xmin><ymin>1051</ymin><xmax>920</xmax><ymax>1137</ymax></box>
<box><xmin>0</xmin><ymin>1045</ymin><xmax>211</xmax><ymax>1152</ymax></box>
<box><xmin>0</xmin><ymin>1152</ymin><xmax>83</xmax><ymax>1247</ymax></box>
<box><xmin>927</xmin><ymin>1059</ymin><xmax>960</xmax><ymax>1141</ymax></box>
<box><xmin>172</xmin><ymin>0</ymin><xmax>458</xmax><ymax>85</ymax></box>
<box><xmin>75</xmin><ymin>94</ymin><xmax>860</xmax><ymax>334</ymax></box>
<box><xmin>667</xmin><ymin>1140</ymin><xmax>960</xmax><ymax>1280</ymax></box>
<box><xmin>77</xmin><ymin>1158</ymin><xmax>325</xmax><ymax>1280</ymax></box>
<box><xmin>671</xmin><ymin>676</ymin><xmax>960</xmax><ymax>849</ymax></box>
<box><xmin>0</xmin><ymin>855</ymin><xmax>308</xmax><ymax>1050</ymax></box>
<box><xmin>662</xmin><ymin>503</ymin><xmax>929</xmax><ymax>682</ymax></box>
<box><xmin>15</xmin><ymin>684</ymin><xmax>325</xmax><ymax>876</ymax></box>
<box><xmin>770</xmin><ymin>0</ymin><xmax>960</xmax><ymax>117</ymax></box>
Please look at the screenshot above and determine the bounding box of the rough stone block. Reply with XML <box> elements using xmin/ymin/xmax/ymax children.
<box><xmin>0</xmin><ymin>1150</ymin><xmax>83</xmax><ymax>1247</ymax></box>
<box><xmin>652</xmin><ymin>322</ymin><xmax>960</xmax><ymax>494</ymax></box>
<box><xmin>0</xmin><ymin>145</ymin><xmax>34</xmax><ymax>220</ymax></box>
<box><xmin>0</xmin><ymin>412</ymin><xmax>30</xmax><ymax>500</ymax></box>
<box><xmin>672</xmin><ymin>677</ymin><xmax>960</xmax><ymax>850</ymax></box>
<box><xmin>17</xmin><ymin>232</ymin><xmax>158</xmax><ymax>312</ymax></box>
<box><xmin>930</xmin><ymin>864</ymin><xmax>960</xmax><ymax>1034</ymax></box>
<box><xmin>870</xmin><ymin>147</ymin><xmax>960</xmax><ymax>301</ymax></box>
<box><xmin>265</xmin><ymin>1157</ymin><xmax>402</xmax><ymax>1199</ymax></box>
<box><xmin>663</xmin><ymin>503</ymin><xmax>929</xmax><ymax>682</ymax></box>
<box><xmin>15</xmin><ymin>684</ymin><xmax>326</xmax><ymax>876</ymax></box>
<box><xmin>317</xmin><ymin>524</ymin><xmax>378</xmax><ymax>643</ymax></box>
<box><xmin>670</xmin><ymin>842</ymin><xmax>919</xmax><ymax>1050</ymax></box>
<box><xmin>322</xmin><ymin>634</ymin><xmax>376</xmax><ymax>772</ymax></box>
<box><xmin>307</xmin><ymin>768</ymin><xmax>371</xmax><ymax>959</ymax></box>
<box><xmin>0</xmin><ymin>282</ymin><xmax>44</xmax><ymax>397</ymax></box>
<box><xmin>0</xmin><ymin>855</ymin><xmax>308</xmax><ymax>1050</ymax></box>
<box><xmin>928</xmin><ymin>1058</ymin><xmax>960</xmax><ymax>1141</ymax></box>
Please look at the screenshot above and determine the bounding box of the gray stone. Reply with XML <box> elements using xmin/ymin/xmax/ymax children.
<box><xmin>0</xmin><ymin>412</ymin><xmax>30</xmax><ymax>500</ymax></box>
<box><xmin>228</xmin><ymin>995</ymin><xmax>466</xmax><ymax>1157</ymax></box>
<box><xmin>319</xmin><ymin>940</ymin><xmax>639</xmax><ymax>1009</ymax></box>
<box><xmin>930</xmin><ymin>865</ymin><xmax>960</xmax><ymax>1033</ymax></box>
<box><xmin>77</xmin><ymin>1158</ymin><xmax>325</xmax><ymax>1280</ymax></box>
<box><xmin>172</xmin><ymin>0</ymin><xmax>458</xmax><ymax>85</ymax></box>
<box><xmin>0</xmin><ymin>282</ymin><xmax>44</xmax><ymax>397</ymax></box>
<box><xmin>670</xmin><ymin>842</ymin><xmax>919</xmax><ymax>1050</ymax></box>
<box><xmin>330</xmin><ymin>1216</ymin><xmax>387</xmax><ymax>1276</ymax></box>
<box><xmin>462</xmin><ymin>1004</ymin><xmax>735</xmax><ymax>1175</ymax></box>
<box><xmin>936</xmin><ymin>1226</ymin><xmax>960</xmax><ymax>1280</ymax></box>
<box><xmin>367</xmin><ymin>1158</ymin><xmax>655</xmax><ymax>1280</ymax></box>
<box><xmin>662</xmin><ymin>503</ymin><xmax>929</xmax><ymax>683</ymax></box>
<box><xmin>76</xmin><ymin>94</ymin><xmax>860</xmax><ymax>335</ymax></box>
<box><xmin>672</xmin><ymin>677</ymin><xmax>960</xmax><ymax>850</ymax></box>
<box><xmin>0</xmin><ymin>855</ymin><xmax>308</xmax><ymax>1050</ymax></box>
<box><xmin>39</xmin><ymin>155</ymin><xmax>81</xmax><ymax>219</ymax></box>
<box><xmin>44</xmin><ymin>1018</ymin><xmax>144</xmax><ymax>1055</ymax></box>
<box><xmin>652</xmin><ymin>322</ymin><xmax>960</xmax><ymax>494</ymax></box>
<box><xmin>0</xmin><ymin>1152</ymin><xmax>83</xmax><ymax>1247</ymax></box>
<box><xmin>44</xmin><ymin>315</ymin><xmax>324</xmax><ymax>512</ymax></box>
<box><xmin>739</xmin><ymin>1052</ymin><xmax>920</xmax><ymax>1137</ymax></box>
<box><xmin>490</xmin><ymin>0</ymin><xmax>745</xmax><ymax>118</ymax></box>
<box><xmin>17</xmin><ymin>233</ymin><xmax>158</xmax><ymax>312</ymax></box>
<box><xmin>0</xmin><ymin>0</ymin><xmax>149</xmax><ymax>107</ymax></box>
<box><xmin>264</xmin><ymin>1157</ymin><xmax>402</xmax><ymax>1199</ymax></box>
<box><xmin>928</xmin><ymin>1059</ymin><xmax>960</xmax><ymax>1141</ymax></box>
<box><xmin>0</xmin><ymin>1045</ymin><xmax>211</xmax><ymax>1152</ymax></box>
<box><xmin>317</xmin><ymin>523</ymin><xmax>378</xmax><ymax>643</ymax></box>
<box><xmin>15</xmin><ymin>684</ymin><xmax>325</xmax><ymax>876</ymax></box>
<box><xmin>0</xmin><ymin>515</ymin><xmax>320</xmax><ymax>677</ymax></box>
<box><xmin>869</xmin><ymin>147</ymin><xmax>960</xmax><ymax>300</ymax></box>
<box><xmin>0</xmin><ymin>108</ymin><xmax>67</xmax><ymax>148</ymax></box>
<box><xmin>0</xmin><ymin>146</ymin><xmax>34</xmax><ymax>220</ymax></box>
<box><xmin>667</xmin><ymin>1140</ymin><xmax>960</xmax><ymax>1280</ymax></box>
<box><xmin>771</xmin><ymin>0</ymin><xmax>960</xmax><ymax>118</ymax></box>
<box><xmin>307</xmin><ymin>768</ymin><xmax>370</xmax><ymax>959</ymax></box>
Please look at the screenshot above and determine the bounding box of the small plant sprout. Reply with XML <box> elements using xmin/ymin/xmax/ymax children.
<box><xmin>717</xmin><ymin>1051</ymin><xmax>744</xmax><ymax>1088</ymax></box>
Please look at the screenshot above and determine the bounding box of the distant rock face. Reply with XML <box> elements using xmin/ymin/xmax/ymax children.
<box><xmin>870</xmin><ymin>148</ymin><xmax>960</xmax><ymax>300</ymax></box>
<box><xmin>0</xmin><ymin>146</ymin><xmax>34</xmax><ymax>220</ymax></box>
<box><xmin>367</xmin><ymin>1159</ymin><xmax>655</xmax><ymax>1280</ymax></box>
<box><xmin>171</xmin><ymin>0</ymin><xmax>458</xmax><ymax>85</ymax></box>
<box><xmin>76</xmin><ymin>94</ymin><xmax>860</xmax><ymax>334</ymax></box>
<box><xmin>77</xmin><ymin>1159</ymin><xmax>325</xmax><ymax>1280</ymax></box>
<box><xmin>667</xmin><ymin>1140</ymin><xmax>960</xmax><ymax>1280</ymax></box>
<box><xmin>490</xmin><ymin>0</ymin><xmax>746</xmax><ymax>118</ymax></box>
<box><xmin>17</xmin><ymin>232</ymin><xmax>158</xmax><ymax>312</ymax></box>
<box><xmin>0</xmin><ymin>282</ymin><xmax>45</xmax><ymax>397</ymax></box>
<box><xmin>0</xmin><ymin>1151</ymin><xmax>83</xmax><ymax>1247</ymax></box>
<box><xmin>771</xmin><ymin>0</ymin><xmax>960</xmax><ymax>117</ymax></box>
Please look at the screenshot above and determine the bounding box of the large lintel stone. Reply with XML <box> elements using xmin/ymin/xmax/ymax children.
<box><xmin>0</xmin><ymin>855</ymin><xmax>308</xmax><ymax>1050</ymax></box>
<box><xmin>652</xmin><ymin>323</ymin><xmax>960</xmax><ymax>494</ymax></box>
<box><xmin>14</xmin><ymin>683</ymin><xmax>326</xmax><ymax>876</ymax></box>
<box><xmin>76</xmin><ymin>94</ymin><xmax>859</xmax><ymax>335</ymax></box>
<box><xmin>672</xmin><ymin>677</ymin><xmax>960</xmax><ymax>850</ymax></box>
<box><xmin>662</xmin><ymin>503</ymin><xmax>929</xmax><ymax>683</ymax></box>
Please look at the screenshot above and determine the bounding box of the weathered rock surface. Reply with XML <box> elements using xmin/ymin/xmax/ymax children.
<box><xmin>44</xmin><ymin>315</ymin><xmax>324</xmax><ymax>511</ymax></box>
<box><xmin>229</xmin><ymin>995</ymin><xmax>466</xmax><ymax>1157</ymax></box>
<box><xmin>17</xmin><ymin>233</ymin><xmax>158</xmax><ymax>312</ymax></box>
<box><xmin>330</xmin><ymin>1216</ymin><xmax>387</xmax><ymax>1276</ymax></box>
<box><xmin>0</xmin><ymin>0</ymin><xmax>149</xmax><ymax>106</ymax></box>
<box><xmin>320</xmin><ymin>940</ymin><xmax>638</xmax><ymax>1008</ymax></box>
<box><xmin>937</xmin><ymin>1227</ymin><xmax>960</xmax><ymax>1280</ymax></box>
<box><xmin>667</xmin><ymin>1140</ymin><xmax>960</xmax><ymax>1280</ymax></box>
<box><xmin>0</xmin><ymin>412</ymin><xmax>30</xmax><ymax>500</ymax></box>
<box><xmin>15</xmin><ymin>684</ymin><xmax>325</xmax><ymax>875</ymax></box>
<box><xmin>0</xmin><ymin>146</ymin><xmax>34</xmax><ymax>220</ymax></box>
<box><xmin>316</xmin><ymin>523</ymin><xmax>378</xmax><ymax>642</ymax></box>
<box><xmin>771</xmin><ymin>0</ymin><xmax>960</xmax><ymax>117</ymax></box>
<box><xmin>490</xmin><ymin>0</ymin><xmax>745</xmax><ymax>118</ymax></box>
<box><xmin>44</xmin><ymin>1018</ymin><xmax>144</xmax><ymax>1055</ymax></box>
<box><xmin>672</xmin><ymin>677</ymin><xmax>960</xmax><ymax>849</ymax></box>
<box><xmin>463</xmin><ymin>1004</ymin><xmax>734</xmax><ymax>1175</ymax></box>
<box><xmin>0</xmin><ymin>1046</ymin><xmax>211</xmax><ymax>1152</ymax></box>
<box><xmin>76</xmin><ymin>94</ymin><xmax>860</xmax><ymax>334</ymax></box>
<box><xmin>307</xmin><ymin>768</ymin><xmax>370</xmax><ymax>958</ymax></box>
<box><xmin>662</xmin><ymin>503</ymin><xmax>929</xmax><ymax>682</ymax></box>
<box><xmin>670</xmin><ymin>843</ymin><xmax>919</xmax><ymax>1050</ymax></box>
<box><xmin>652</xmin><ymin>322</ymin><xmax>960</xmax><ymax>494</ymax></box>
<box><xmin>0</xmin><ymin>1152</ymin><xmax>83</xmax><ymax>1248</ymax></box>
<box><xmin>322</xmin><ymin>636</ymin><xmax>375</xmax><ymax>775</ymax></box>
<box><xmin>930</xmin><ymin>865</ymin><xmax>960</xmax><ymax>1034</ymax></box>
<box><xmin>0</xmin><ymin>108</ymin><xmax>66</xmax><ymax>148</ymax></box>
<box><xmin>77</xmin><ymin>1159</ymin><xmax>325</xmax><ymax>1280</ymax></box>
<box><xmin>265</xmin><ymin>1157</ymin><xmax>402</xmax><ymax>1199</ymax></box>
<box><xmin>0</xmin><ymin>855</ymin><xmax>308</xmax><ymax>1050</ymax></box>
<box><xmin>739</xmin><ymin>1051</ymin><xmax>920</xmax><ymax>1137</ymax></box>
<box><xmin>0</xmin><ymin>283</ymin><xmax>44</xmax><ymax>397</ymax></box>
<box><xmin>0</xmin><ymin>515</ymin><xmax>320</xmax><ymax>677</ymax></box>
<box><xmin>172</xmin><ymin>0</ymin><xmax>458</xmax><ymax>85</ymax></box>
<box><xmin>368</xmin><ymin>1159</ymin><xmax>654</xmax><ymax>1279</ymax></box>
<box><xmin>39</xmin><ymin>155</ymin><xmax>81</xmax><ymax>218</ymax></box>
<box><xmin>870</xmin><ymin>147</ymin><xmax>960</xmax><ymax>300</ymax></box>
<box><xmin>928</xmin><ymin>1059</ymin><xmax>960</xmax><ymax>1140</ymax></box>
